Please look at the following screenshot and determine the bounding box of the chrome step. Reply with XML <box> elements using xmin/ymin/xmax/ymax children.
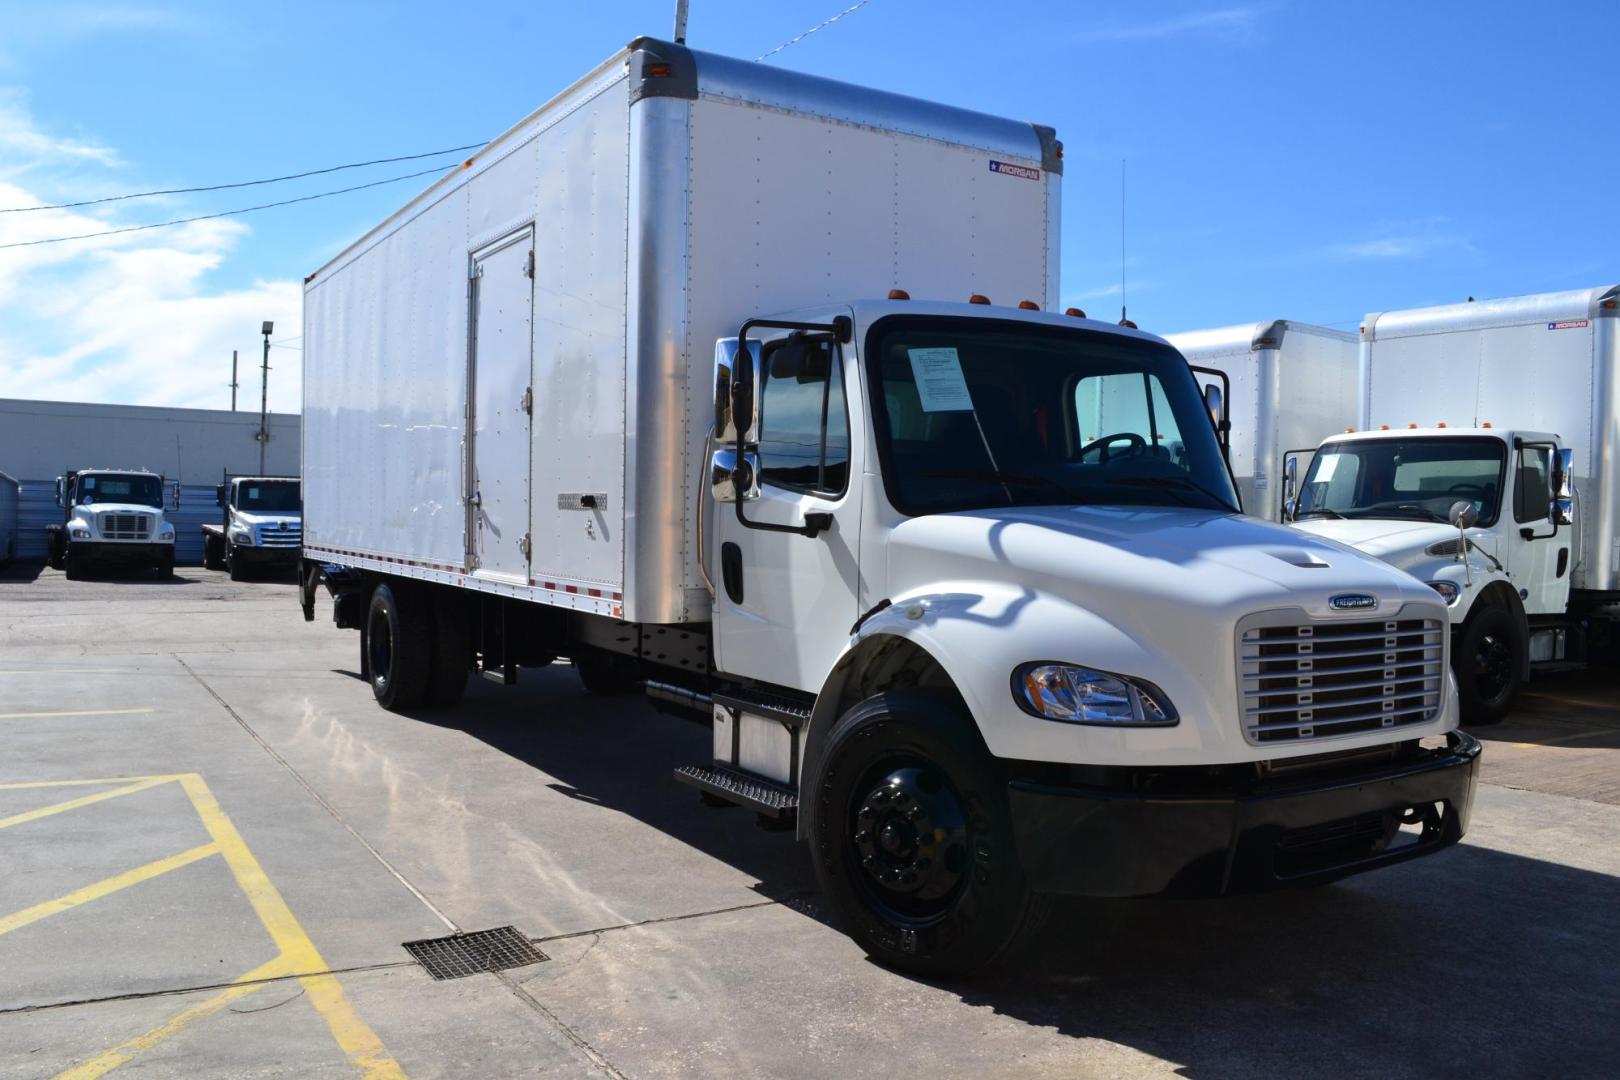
<box><xmin>673</xmin><ymin>763</ymin><xmax>798</xmax><ymax>819</ymax></box>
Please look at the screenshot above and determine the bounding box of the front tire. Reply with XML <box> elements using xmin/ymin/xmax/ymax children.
<box><xmin>1455</xmin><ymin>602</ymin><xmax>1524</xmax><ymax>726</ymax></box>
<box><xmin>366</xmin><ymin>581</ymin><xmax>432</xmax><ymax>711</ymax></box>
<box><xmin>226</xmin><ymin>545</ymin><xmax>246</xmax><ymax>581</ymax></box>
<box><xmin>806</xmin><ymin>691</ymin><xmax>1049</xmax><ymax>977</ymax></box>
<box><xmin>64</xmin><ymin>548</ymin><xmax>85</xmax><ymax>580</ymax></box>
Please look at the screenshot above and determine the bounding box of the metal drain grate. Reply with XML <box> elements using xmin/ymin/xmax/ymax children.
<box><xmin>402</xmin><ymin>926</ymin><xmax>549</xmax><ymax>980</ymax></box>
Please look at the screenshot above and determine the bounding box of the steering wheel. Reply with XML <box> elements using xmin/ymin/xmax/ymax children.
<box><xmin>1445</xmin><ymin>483</ymin><xmax>1488</xmax><ymax>500</ymax></box>
<box><xmin>1079</xmin><ymin>431</ymin><xmax>1147</xmax><ymax>464</ymax></box>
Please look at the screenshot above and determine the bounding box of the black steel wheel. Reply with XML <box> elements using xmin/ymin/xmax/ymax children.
<box><xmin>1455</xmin><ymin>602</ymin><xmax>1524</xmax><ymax>726</ymax></box>
<box><xmin>366</xmin><ymin>581</ymin><xmax>431</xmax><ymax>711</ymax></box>
<box><xmin>806</xmin><ymin>690</ymin><xmax>1049</xmax><ymax>977</ymax></box>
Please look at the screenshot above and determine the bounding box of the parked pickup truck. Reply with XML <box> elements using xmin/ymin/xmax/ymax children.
<box><xmin>202</xmin><ymin>475</ymin><xmax>302</xmax><ymax>580</ymax></box>
<box><xmin>46</xmin><ymin>468</ymin><xmax>178</xmax><ymax>578</ymax></box>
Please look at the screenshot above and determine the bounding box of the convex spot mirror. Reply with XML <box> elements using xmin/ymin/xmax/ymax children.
<box><xmin>1448</xmin><ymin>500</ymin><xmax>1480</xmax><ymax>530</ymax></box>
<box><xmin>1203</xmin><ymin>383</ymin><xmax>1224</xmax><ymax>427</ymax></box>
<box><xmin>710</xmin><ymin>447</ymin><xmax>760</xmax><ymax>503</ymax></box>
<box><xmin>1553</xmin><ymin>447</ymin><xmax>1575</xmax><ymax>525</ymax></box>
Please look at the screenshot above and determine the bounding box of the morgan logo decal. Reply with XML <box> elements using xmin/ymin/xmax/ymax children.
<box><xmin>988</xmin><ymin>160</ymin><xmax>1041</xmax><ymax>181</ymax></box>
<box><xmin>1329</xmin><ymin>594</ymin><xmax>1378</xmax><ymax>611</ymax></box>
<box><xmin>1548</xmin><ymin>319</ymin><xmax>1588</xmax><ymax>331</ymax></box>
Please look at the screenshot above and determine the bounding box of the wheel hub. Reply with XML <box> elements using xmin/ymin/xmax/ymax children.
<box><xmin>852</xmin><ymin>767</ymin><xmax>967</xmax><ymax>902</ymax></box>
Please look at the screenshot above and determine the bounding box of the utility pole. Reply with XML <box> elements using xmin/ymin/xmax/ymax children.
<box><xmin>258</xmin><ymin>321</ymin><xmax>272</xmax><ymax>474</ymax></box>
<box><xmin>230</xmin><ymin>350</ymin><xmax>239</xmax><ymax>411</ymax></box>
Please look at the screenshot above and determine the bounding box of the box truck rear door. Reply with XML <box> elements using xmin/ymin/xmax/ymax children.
<box><xmin>467</xmin><ymin>228</ymin><xmax>535</xmax><ymax>581</ymax></box>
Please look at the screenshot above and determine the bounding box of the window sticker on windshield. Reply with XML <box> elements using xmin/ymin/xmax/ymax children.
<box><xmin>907</xmin><ymin>348</ymin><xmax>975</xmax><ymax>413</ymax></box>
<box><xmin>1315</xmin><ymin>453</ymin><xmax>1342</xmax><ymax>482</ymax></box>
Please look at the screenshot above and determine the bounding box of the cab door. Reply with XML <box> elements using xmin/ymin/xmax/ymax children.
<box><xmin>712</xmin><ymin>327</ymin><xmax>863</xmax><ymax>692</ymax></box>
<box><xmin>1508</xmin><ymin>440</ymin><xmax>1571</xmax><ymax>616</ymax></box>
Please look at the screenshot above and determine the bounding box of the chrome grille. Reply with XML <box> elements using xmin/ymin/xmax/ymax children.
<box><xmin>1238</xmin><ymin>607</ymin><xmax>1444</xmax><ymax>744</ymax></box>
<box><xmin>100</xmin><ymin>512</ymin><xmax>151</xmax><ymax>540</ymax></box>
<box><xmin>256</xmin><ymin>522</ymin><xmax>302</xmax><ymax>548</ymax></box>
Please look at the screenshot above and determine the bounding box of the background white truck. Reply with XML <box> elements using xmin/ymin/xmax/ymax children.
<box><xmin>1281</xmin><ymin>285</ymin><xmax>1619</xmax><ymax>722</ymax></box>
<box><xmin>299</xmin><ymin>36</ymin><xmax>1479</xmax><ymax>975</ymax></box>
<box><xmin>202</xmin><ymin>475</ymin><xmax>302</xmax><ymax>580</ymax></box>
<box><xmin>45</xmin><ymin>468</ymin><xmax>178</xmax><ymax>578</ymax></box>
<box><xmin>1168</xmin><ymin>320</ymin><xmax>1358</xmax><ymax>519</ymax></box>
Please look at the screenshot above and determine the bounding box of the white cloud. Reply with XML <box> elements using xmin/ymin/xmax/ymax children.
<box><xmin>0</xmin><ymin>98</ymin><xmax>301</xmax><ymax>413</ymax></box>
<box><xmin>1324</xmin><ymin>221</ymin><xmax>1473</xmax><ymax>262</ymax></box>
<box><xmin>1069</xmin><ymin>6</ymin><xmax>1271</xmax><ymax>45</ymax></box>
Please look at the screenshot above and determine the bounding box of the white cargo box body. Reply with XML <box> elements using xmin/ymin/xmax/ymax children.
<box><xmin>303</xmin><ymin>37</ymin><xmax>1059</xmax><ymax>624</ymax></box>
<box><xmin>1168</xmin><ymin>321</ymin><xmax>1357</xmax><ymax>520</ymax></box>
<box><xmin>1359</xmin><ymin>286</ymin><xmax>1620</xmax><ymax>592</ymax></box>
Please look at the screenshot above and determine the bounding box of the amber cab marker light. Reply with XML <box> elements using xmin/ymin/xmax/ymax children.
<box><xmin>1119</xmin><ymin>318</ymin><xmax>1138</xmax><ymax>329</ymax></box>
<box><xmin>647</xmin><ymin>63</ymin><xmax>673</xmax><ymax>77</ymax></box>
<box><xmin>968</xmin><ymin>294</ymin><xmax>991</xmax><ymax>305</ymax></box>
<box><xmin>1064</xmin><ymin>307</ymin><xmax>1086</xmax><ymax>318</ymax></box>
<box><xmin>1380</xmin><ymin>424</ymin><xmax>1390</xmax><ymax>430</ymax></box>
<box><xmin>1437</xmin><ymin>421</ymin><xmax>1448</xmax><ymax>428</ymax></box>
<box><xmin>1018</xmin><ymin>299</ymin><xmax>1040</xmax><ymax>310</ymax></box>
<box><xmin>1602</xmin><ymin>299</ymin><xmax>1617</xmax><ymax>309</ymax></box>
<box><xmin>887</xmin><ymin>288</ymin><xmax>910</xmax><ymax>301</ymax></box>
<box><xmin>1345</xmin><ymin>428</ymin><xmax>1356</xmax><ymax>433</ymax></box>
<box><xmin>1408</xmin><ymin>423</ymin><xmax>1419</xmax><ymax>429</ymax></box>
<box><xmin>1482</xmin><ymin>421</ymin><xmax>1493</xmax><ymax>428</ymax></box>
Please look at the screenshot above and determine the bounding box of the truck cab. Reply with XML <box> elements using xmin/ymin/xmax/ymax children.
<box><xmin>46</xmin><ymin>469</ymin><xmax>178</xmax><ymax>579</ymax></box>
<box><xmin>203</xmin><ymin>476</ymin><xmax>302</xmax><ymax>580</ymax></box>
<box><xmin>1285</xmin><ymin>426</ymin><xmax>1573</xmax><ymax>722</ymax></box>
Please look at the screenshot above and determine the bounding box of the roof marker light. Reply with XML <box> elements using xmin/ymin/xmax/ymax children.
<box><xmin>647</xmin><ymin>63</ymin><xmax>674</xmax><ymax>78</ymax></box>
<box><xmin>1018</xmin><ymin>299</ymin><xmax>1040</xmax><ymax>310</ymax></box>
<box><xmin>1064</xmin><ymin>307</ymin><xmax>1086</xmax><ymax>318</ymax></box>
<box><xmin>1482</xmin><ymin>421</ymin><xmax>1492</xmax><ymax>428</ymax></box>
<box><xmin>968</xmin><ymin>294</ymin><xmax>991</xmax><ymax>305</ymax></box>
<box><xmin>888</xmin><ymin>288</ymin><xmax>910</xmax><ymax>300</ymax></box>
<box><xmin>1408</xmin><ymin>423</ymin><xmax>1419</xmax><ymax>429</ymax></box>
<box><xmin>1380</xmin><ymin>424</ymin><xmax>1390</xmax><ymax>430</ymax></box>
<box><xmin>1119</xmin><ymin>318</ymin><xmax>1139</xmax><ymax>329</ymax></box>
<box><xmin>1345</xmin><ymin>428</ymin><xmax>1356</xmax><ymax>433</ymax></box>
<box><xmin>1602</xmin><ymin>299</ymin><xmax>1617</xmax><ymax>309</ymax></box>
<box><xmin>1437</xmin><ymin>422</ymin><xmax>1447</xmax><ymax>428</ymax></box>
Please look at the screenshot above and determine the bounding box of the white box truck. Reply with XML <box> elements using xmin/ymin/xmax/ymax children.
<box><xmin>1284</xmin><ymin>285</ymin><xmax>1619</xmax><ymax>722</ymax></box>
<box><xmin>1167</xmin><ymin>320</ymin><xmax>1359</xmax><ymax>520</ymax></box>
<box><xmin>300</xmin><ymin>37</ymin><xmax>1479</xmax><ymax>975</ymax></box>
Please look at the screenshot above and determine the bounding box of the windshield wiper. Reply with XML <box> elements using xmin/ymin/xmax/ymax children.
<box><xmin>1294</xmin><ymin>507</ymin><xmax>1345</xmax><ymax>520</ymax></box>
<box><xmin>1392</xmin><ymin>504</ymin><xmax>1449</xmax><ymax>523</ymax></box>
<box><xmin>1103</xmin><ymin>474</ymin><xmax>1238</xmax><ymax>512</ymax></box>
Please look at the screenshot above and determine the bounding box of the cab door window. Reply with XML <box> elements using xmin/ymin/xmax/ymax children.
<box><xmin>757</xmin><ymin>339</ymin><xmax>850</xmax><ymax>495</ymax></box>
<box><xmin>1514</xmin><ymin>446</ymin><xmax>1550</xmax><ymax>524</ymax></box>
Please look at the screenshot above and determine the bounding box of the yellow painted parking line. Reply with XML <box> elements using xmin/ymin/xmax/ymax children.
<box><xmin>178</xmin><ymin>774</ymin><xmax>406</xmax><ymax>1079</ymax></box>
<box><xmin>0</xmin><ymin>772</ymin><xmax>406</xmax><ymax>1078</ymax></box>
<box><xmin>54</xmin><ymin>956</ymin><xmax>290</xmax><ymax>1080</ymax></box>
<box><xmin>0</xmin><ymin>708</ymin><xmax>153</xmax><ymax>720</ymax></box>
<box><xmin>0</xmin><ymin>774</ymin><xmax>183</xmax><ymax>791</ymax></box>
<box><xmin>0</xmin><ymin>777</ymin><xmax>173</xmax><ymax>831</ymax></box>
<box><xmin>0</xmin><ymin>843</ymin><xmax>219</xmax><ymax>937</ymax></box>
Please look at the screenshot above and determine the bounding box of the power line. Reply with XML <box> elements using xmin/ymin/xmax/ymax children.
<box><xmin>0</xmin><ymin>163</ymin><xmax>455</xmax><ymax>251</ymax></box>
<box><xmin>756</xmin><ymin>0</ymin><xmax>873</xmax><ymax>62</ymax></box>
<box><xmin>0</xmin><ymin>143</ymin><xmax>484</xmax><ymax>215</ymax></box>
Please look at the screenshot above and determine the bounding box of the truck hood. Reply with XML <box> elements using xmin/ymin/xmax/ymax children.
<box><xmin>233</xmin><ymin>510</ymin><xmax>302</xmax><ymax>529</ymax></box>
<box><xmin>1289</xmin><ymin>517</ymin><xmax>1492</xmax><ymax>570</ymax></box>
<box><xmin>886</xmin><ymin>506</ymin><xmax>1439</xmax><ymax>626</ymax></box>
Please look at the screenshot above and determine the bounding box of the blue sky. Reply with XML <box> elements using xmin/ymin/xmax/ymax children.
<box><xmin>0</xmin><ymin>0</ymin><xmax>1612</xmax><ymax>411</ymax></box>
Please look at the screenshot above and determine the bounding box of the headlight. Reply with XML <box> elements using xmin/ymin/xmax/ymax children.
<box><xmin>228</xmin><ymin>526</ymin><xmax>253</xmax><ymax>544</ymax></box>
<box><xmin>70</xmin><ymin>527</ymin><xmax>91</xmax><ymax>539</ymax></box>
<box><xmin>1427</xmin><ymin>581</ymin><xmax>1460</xmax><ymax>605</ymax></box>
<box><xmin>158</xmin><ymin>524</ymin><xmax>175</xmax><ymax>540</ymax></box>
<box><xmin>1013</xmin><ymin>663</ymin><xmax>1178</xmax><ymax>726</ymax></box>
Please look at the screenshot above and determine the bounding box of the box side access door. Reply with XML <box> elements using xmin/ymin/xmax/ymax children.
<box><xmin>466</xmin><ymin>227</ymin><xmax>535</xmax><ymax>581</ymax></box>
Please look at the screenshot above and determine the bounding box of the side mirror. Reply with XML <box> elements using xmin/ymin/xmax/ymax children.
<box><xmin>216</xmin><ymin>484</ymin><xmax>226</xmax><ymax>507</ymax></box>
<box><xmin>1448</xmin><ymin>500</ymin><xmax>1479</xmax><ymax>530</ymax></box>
<box><xmin>54</xmin><ymin>478</ymin><xmax>65</xmax><ymax>508</ymax></box>
<box><xmin>713</xmin><ymin>338</ymin><xmax>761</xmax><ymax>445</ymax></box>
<box><xmin>1283</xmin><ymin>497</ymin><xmax>1297</xmax><ymax>522</ymax></box>
<box><xmin>710</xmin><ymin>447</ymin><xmax>759</xmax><ymax>503</ymax></box>
<box><xmin>1283</xmin><ymin>457</ymin><xmax>1299</xmax><ymax>500</ymax></box>
<box><xmin>1552</xmin><ymin>447</ymin><xmax>1574</xmax><ymax>525</ymax></box>
<box><xmin>1203</xmin><ymin>383</ymin><xmax>1224</xmax><ymax>428</ymax></box>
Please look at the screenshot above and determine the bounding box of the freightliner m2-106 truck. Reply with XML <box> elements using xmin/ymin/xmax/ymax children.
<box><xmin>1283</xmin><ymin>287</ymin><xmax>1620</xmax><ymax>723</ymax></box>
<box><xmin>202</xmin><ymin>475</ymin><xmax>303</xmax><ymax>579</ymax></box>
<box><xmin>299</xmin><ymin>38</ymin><xmax>1479</xmax><ymax>974</ymax></box>
<box><xmin>46</xmin><ymin>468</ymin><xmax>179</xmax><ymax>579</ymax></box>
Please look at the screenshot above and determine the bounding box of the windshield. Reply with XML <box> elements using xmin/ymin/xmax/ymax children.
<box><xmin>237</xmin><ymin>481</ymin><xmax>301</xmax><ymax>512</ymax></box>
<box><xmin>77</xmin><ymin>473</ymin><xmax>162</xmax><ymax>508</ymax></box>
<box><xmin>1295</xmin><ymin>437</ymin><xmax>1506</xmax><ymax>525</ymax></box>
<box><xmin>865</xmin><ymin>316</ymin><xmax>1238</xmax><ymax>515</ymax></box>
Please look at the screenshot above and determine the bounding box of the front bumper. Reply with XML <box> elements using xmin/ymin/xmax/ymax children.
<box><xmin>70</xmin><ymin>541</ymin><xmax>173</xmax><ymax>565</ymax></box>
<box><xmin>1008</xmin><ymin>731</ymin><xmax>1480</xmax><ymax>897</ymax></box>
<box><xmin>233</xmin><ymin>543</ymin><xmax>301</xmax><ymax>565</ymax></box>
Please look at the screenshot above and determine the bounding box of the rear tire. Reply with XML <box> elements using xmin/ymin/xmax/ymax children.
<box><xmin>1456</xmin><ymin>602</ymin><xmax>1524</xmax><ymax>726</ymax></box>
<box><xmin>366</xmin><ymin>581</ymin><xmax>432</xmax><ymax>711</ymax></box>
<box><xmin>204</xmin><ymin>535</ymin><xmax>226</xmax><ymax>571</ymax></box>
<box><xmin>806</xmin><ymin>690</ymin><xmax>1050</xmax><ymax>977</ymax></box>
<box><xmin>427</xmin><ymin>591</ymin><xmax>471</xmax><ymax>706</ymax></box>
<box><xmin>574</xmin><ymin>653</ymin><xmax>638</xmax><ymax>696</ymax></box>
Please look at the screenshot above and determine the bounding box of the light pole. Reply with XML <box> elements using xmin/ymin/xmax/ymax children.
<box><xmin>230</xmin><ymin>350</ymin><xmax>239</xmax><ymax>411</ymax></box>
<box><xmin>258</xmin><ymin>321</ymin><xmax>273</xmax><ymax>474</ymax></box>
